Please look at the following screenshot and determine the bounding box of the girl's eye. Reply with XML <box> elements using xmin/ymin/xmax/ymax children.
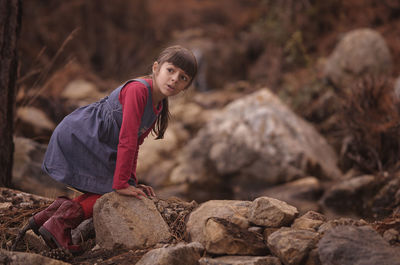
<box><xmin>167</xmin><ymin>68</ymin><xmax>174</xmax><ymax>73</ymax></box>
<box><xmin>180</xmin><ymin>75</ymin><xmax>188</xmax><ymax>82</ymax></box>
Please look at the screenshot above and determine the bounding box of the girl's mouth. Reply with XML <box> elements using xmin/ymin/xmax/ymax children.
<box><xmin>167</xmin><ymin>84</ymin><xmax>175</xmax><ymax>91</ymax></box>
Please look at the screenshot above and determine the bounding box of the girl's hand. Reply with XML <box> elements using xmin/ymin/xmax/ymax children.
<box><xmin>137</xmin><ymin>184</ymin><xmax>156</xmax><ymax>197</ymax></box>
<box><xmin>115</xmin><ymin>185</ymin><xmax>147</xmax><ymax>199</ymax></box>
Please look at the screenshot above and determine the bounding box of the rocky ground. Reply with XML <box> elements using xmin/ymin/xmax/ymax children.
<box><xmin>0</xmin><ymin>188</ymin><xmax>195</xmax><ymax>264</ymax></box>
<box><xmin>1</xmin><ymin>187</ymin><xmax>400</xmax><ymax>265</ymax></box>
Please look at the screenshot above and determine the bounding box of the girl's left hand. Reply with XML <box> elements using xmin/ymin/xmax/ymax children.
<box><xmin>137</xmin><ymin>184</ymin><xmax>156</xmax><ymax>197</ymax></box>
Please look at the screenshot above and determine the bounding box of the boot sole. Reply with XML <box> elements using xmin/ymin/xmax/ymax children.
<box><xmin>28</xmin><ymin>217</ymin><xmax>40</xmax><ymax>235</ymax></box>
<box><xmin>38</xmin><ymin>227</ymin><xmax>59</xmax><ymax>249</ymax></box>
<box><xmin>38</xmin><ymin>227</ymin><xmax>83</xmax><ymax>255</ymax></box>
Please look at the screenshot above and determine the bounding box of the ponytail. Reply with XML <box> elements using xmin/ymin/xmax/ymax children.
<box><xmin>153</xmin><ymin>98</ymin><xmax>170</xmax><ymax>139</ymax></box>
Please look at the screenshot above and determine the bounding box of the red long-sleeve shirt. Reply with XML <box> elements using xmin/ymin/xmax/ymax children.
<box><xmin>112</xmin><ymin>79</ymin><xmax>161</xmax><ymax>190</ymax></box>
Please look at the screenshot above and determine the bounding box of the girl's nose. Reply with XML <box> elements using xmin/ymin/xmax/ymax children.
<box><xmin>171</xmin><ymin>72</ymin><xmax>179</xmax><ymax>82</ymax></box>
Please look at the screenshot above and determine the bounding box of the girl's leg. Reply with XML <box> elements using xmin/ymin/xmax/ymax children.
<box><xmin>38</xmin><ymin>192</ymin><xmax>102</xmax><ymax>254</ymax></box>
<box><xmin>72</xmin><ymin>193</ymin><xmax>102</xmax><ymax>220</ymax></box>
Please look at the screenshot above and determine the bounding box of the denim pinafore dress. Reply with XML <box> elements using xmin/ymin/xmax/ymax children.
<box><xmin>42</xmin><ymin>79</ymin><xmax>158</xmax><ymax>194</ymax></box>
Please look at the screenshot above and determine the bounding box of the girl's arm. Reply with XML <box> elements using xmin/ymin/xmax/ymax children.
<box><xmin>112</xmin><ymin>82</ymin><xmax>147</xmax><ymax>191</ymax></box>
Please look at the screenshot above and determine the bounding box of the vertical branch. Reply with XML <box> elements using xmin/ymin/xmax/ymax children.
<box><xmin>0</xmin><ymin>0</ymin><xmax>22</xmax><ymax>187</ymax></box>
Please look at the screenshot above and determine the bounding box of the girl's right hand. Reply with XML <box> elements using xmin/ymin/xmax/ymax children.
<box><xmin>115</xmin><ymin>185</ymin><xmax>147</xmax><ymax>199</ymax></box>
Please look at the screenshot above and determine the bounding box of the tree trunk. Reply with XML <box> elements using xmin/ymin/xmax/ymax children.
<box><xmin>0</xmin><ymin>0</ymin><xmax>22</xmax><ymax>187</ymax></box>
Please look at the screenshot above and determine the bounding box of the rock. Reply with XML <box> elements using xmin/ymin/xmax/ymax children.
<box><xmin>204</xmin><ymin>217</ymin><xmax>267</xmax><ymax>255</ymax></box>
<box><xmin>23</xmin><ymin>231</ymin><xmax>47</xmax><ymax>252</ymax></box>
<box><xmin>0</xmin><ymin>249</ymin><xmax>69</xmax><ymax>265</ymax></box>
<box><xmin>135</xmin><ymin>242</ymin><xmax>204</xmax><ymax>265</ymax></box>
<box><xmin>267</xmin><ymin>227</ymin><xmax>320</xmax><ymax>265</ymax></box>
<box><xmin>170</xmin><ymin>99</ymin><xmax>216</xmax><ymax>132</ymax></box>
<box><xmin>249</xmin><ymin>197</ymin><xmax>299</xmax><ymax>227</ymax></box>
<box><xmin>305</xmin><ymin>248</ymin><xmax>321</xmax><ymax>265</ymax></box>
<box><xmin>61</xmin><ymin>79</ymin><xmax>104</xmax><ymax>103</ymax></box>
<box><xmin>71</xmin><ymin>218</ymin><xmax>94</xmax><ymax>244</ymax></box>
<box><xmin>370</xmin><ymin>176</ymin><xmax>400</xmax><ymax>218</ymax></box>
<box><xmin>382</xmin><ymin>228</ymin><xmax>399</xmax><ymax>244</ymax></box>
<box><xmin>199</xmin><ymin>255</ymin><xmax>282</xmax><ymax>265</ymax></box>
<box><xmin>16</xmin><ymin>107</ymin><xmax>55</xmax><ymax>137</ymax></box>
<box><xmin>171</xmin><ymin>89</ymin><xmax>341</xmax><ymax>201</ymax></box>
<box><xmin>321</xmin><ymin>175</ymin><xmax>377</xmax><ymax>216</ymax></box>
<box><xmin>323</xmin><ymin>28</ymin><xmax>392</xmax><ymax>89</ymax></box>
<box><xmin>12</xmin><ymin>137</ymin><xmax>71</xmax><ymax>198</ymax></box>
<box><xmin>137</xmin><ymin>123</ymin><xmax>190</xmax><ymax>188</ymax></box>
<box><xmin>291</xmin><ymin>211</ymin><xmax>327</xmax><ymax>232</ymax></box>
<box><xmin>140</xmin><ymin>160</ymin><xmax>177</xmax><ymax>188</ymax></box>
<box><xmin>256</xmin><ymin>177</ymin><xmax>323</xmax><ymax>214</ymax></box>
<box><xmin>186</xmin><ymin>200</ymin><xmax>251</xmax><ymax>245</ymax></box>
<box><xmin>394</xmin><ymin>76</ymin><xmax>400</xmax><ymax>99</ymax></box>
<box><xmin>318</xmin><ymin>225</ymin><xmax>400</xmax><ymax>265</ymax></box>
<box><xmin>317</xmin><ymin>218</ymin><xmax>368</xmax><ymax>234</ymax></box>
<box><xmin>93</xmin><ymin>192</ymin><xmax>172</xmax><ymax>249</ymax></box>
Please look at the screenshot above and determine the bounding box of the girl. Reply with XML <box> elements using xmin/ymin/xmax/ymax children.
<box><xmin>22</xmin><ymin>45</ymin><xmax>197</xmax><ymax>253</ymax></box>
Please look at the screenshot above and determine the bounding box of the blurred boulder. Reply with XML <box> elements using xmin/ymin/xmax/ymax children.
<box><xmin>320</xmin><ymin>175</ymin><xmax>378</xmax><ymax>217</ymax></box>
<box><xmin>254</xmin><ymin>177</ymin><xmax>323</xmax><ymax>214</ymax></box>
<box><xmin>16</xmin><ymin>107</ymin><xmax>55</xmax><ymax>139</ymax></box>
<box><xmin>170</xmin><ymin>89</ymin><xmax>341</xmax><ymax>201</ymax></box>
<box><xmin>323</xmin><ymin>28</ymin><xmax>392</xmax><ymax>90</ymax></box>
<box><xmin>61</xmin><ymin>79</ymin><xmax>106</xmax><ymax>107</ymax></box>
<box><xmin>12</xmin><ymin>137</ymin><xmax>70</xmax><ymax>198</ymax></box>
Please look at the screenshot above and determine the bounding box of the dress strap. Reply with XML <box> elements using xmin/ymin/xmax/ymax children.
<box><xmin>133</xmin><ymin>78</ymin><xmax>151</xmax><ymax>94</ymax></box>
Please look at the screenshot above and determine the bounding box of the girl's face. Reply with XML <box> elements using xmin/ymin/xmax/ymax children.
<box><xmin>153</xmin><ymin>62</ymin><xmax>191</xmax><ymax>97</ymax></box>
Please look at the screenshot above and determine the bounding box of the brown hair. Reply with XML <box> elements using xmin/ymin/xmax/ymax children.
<box><xmin>152</xmin><ymin>45</ymin><xmax>198</xmax><ymax>139</ymax></box>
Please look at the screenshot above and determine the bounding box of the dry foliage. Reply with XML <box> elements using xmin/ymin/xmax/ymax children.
<box><xmin>339</xmin><ymin>76</ymin><xmax>400</xmax><ymax>174</ymax></box>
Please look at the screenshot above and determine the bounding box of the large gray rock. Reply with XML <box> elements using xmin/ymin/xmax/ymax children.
<box><xmin>249</xmin><ymin>197</ymin><xmax>299</xmax><ymax>227</ymax></box>
<box><xmin>170</xmin><ymin>89</ymin><xmax>341</xmax><ymax>201</ymax></box>
<box><xmin>324</xmin><ymin>28</ymin><xmax>392</xmax><ymax>89</ymax></box>
<box><xmin>186</xmin><ymin>200</ymin><xmax>251</xmax><ymax>245</ymax></box>
<box><xmin>0</xmin><ymin>249</ymin><xmax>69</xmax><ymax>265</ymax></box>
<box><xmin>318</xmin><ymin>225</ymin><xmax>400</xmax><ymax>265</ymax></box>
<box><xmin>199</xmin><ymin>255</ymin><xmax>282</xmax><ymax>265</ymax></box>
<box><xmin>135</xmin><ymin>242</ymin><xmax>204</xmax><ymax>265</ymax></box>
<box><xmin>267</xmin><ymin>227</ymin><xmax>320</xmax><ymax>265</ymax></box>
<box><xmin>93</xmin><ymin>192</ymin><xmax>172</xmax><ymax>249</ymax></box>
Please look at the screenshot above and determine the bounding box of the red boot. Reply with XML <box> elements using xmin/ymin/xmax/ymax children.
<box><xmin>39</xmin><ymin>200</ymin><xmax>84</xmax><ymax>254</ymax></box>
<box><xmin>27</xmin><ymin>196</ymin><xmax>69</xmax><ymax>235</ymax></box>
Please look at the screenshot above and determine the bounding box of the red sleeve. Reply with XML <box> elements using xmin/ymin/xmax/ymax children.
<box><xmin>112</xmin><ymin>81</ymin><xmax>147</xmax><ymax>190</ymax></box>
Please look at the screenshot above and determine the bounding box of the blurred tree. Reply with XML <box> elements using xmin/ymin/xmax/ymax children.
<box><xmin>0</xmin><ymin>0</ymin><xmax>21</xmax><ymax>187</ymax></box>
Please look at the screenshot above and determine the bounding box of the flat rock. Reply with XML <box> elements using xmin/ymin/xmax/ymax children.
<box><xmin>199</xmin><ymin>255</ymin><xmax>282</xmax><ymax>265</ymax></box>
<box><xmin>136</xmin><ymin>242</ymin><xmax>204</xmax><ymax>265</ymax></box>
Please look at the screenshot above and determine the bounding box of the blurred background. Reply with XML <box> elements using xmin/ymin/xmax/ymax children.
<box><xmin>12</xmin><ymin>0</ymin><xmax>400</xmax><ymax>220</ymax></box>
